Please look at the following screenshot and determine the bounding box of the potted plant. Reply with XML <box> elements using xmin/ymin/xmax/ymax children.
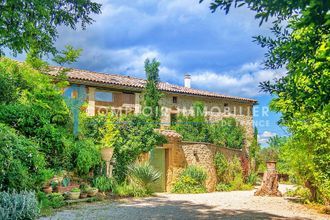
<box><xmin>80</xmin><ymin>191</ymin><xmax>88</xmax><ymax>199</ymax></box>
<box><xmin>68</xmin><ymin>188</ymin><xmax>81</xmax><ymax>200</ymax></box>
<box><xmin>99</xmin><ymin>116</ymin><xmax>119</xmax><ymax>177</ymax></box>
<box><xmin>99</xmin><ymin>116</ymin><xmax>118</xmax><ymax>161</ymax></box>
<box><xmin>87</xmin><ymin>187</ymin><xmax>99</xmax><ymax>197</ymax></box>
<box><xmin>42</xmin><ymin>184</ymin><xmax>52</xmax><ymax>194</ymax></box>
<box><xmin>80</xmin><ymin>183</ymin><xmax>89</xmax><ymax>199</ymax></box>
<box><xmin>42</xmin><ymin>170</ymin><xmax>55</xmax><ymax>194</ymax></box>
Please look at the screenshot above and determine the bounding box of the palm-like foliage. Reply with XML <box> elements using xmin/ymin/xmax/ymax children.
<box><xmin>127</xmin><ymin>163</ymin><xmax>161</xmax><ymax>190</ymax></box>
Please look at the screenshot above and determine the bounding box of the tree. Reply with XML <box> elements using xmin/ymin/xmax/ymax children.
<box><xmin>143</xmin><ymin>58</ymin><xmax>162</xmax><ymax>123</ymax></box>
<box><xmin>0</xmin><ymin>0</ymin><xmax>101</xmax><ymax>56</ymax></box>
<box><xmin>201</xmin><ymin>0</ymin><xmax>330</xmax><ymax>202</ymax></box>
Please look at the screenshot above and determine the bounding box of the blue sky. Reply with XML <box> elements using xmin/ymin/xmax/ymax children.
<box><xmin>9</xmin><ymin>0</ymin><xmax>288</xmax><ymax>145</ymax></box>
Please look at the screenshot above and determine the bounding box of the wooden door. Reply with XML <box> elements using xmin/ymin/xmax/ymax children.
<box><xmin>150</xmin><ymin>148</ymin><xmax>166</xmax><ymax>192</ymax></box>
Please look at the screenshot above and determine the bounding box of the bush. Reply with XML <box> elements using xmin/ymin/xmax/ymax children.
<box><xmin>0</xmin><ymin>123</ymin><xmax>49</xmax><ymax>191</ymax></box>
<box><xmin>216</xmin><ymin>183</ymin><xmax>231</xmax><ymax>192</ymax></box>
<box><xmin>172</xmin><ymin>166</ymin><xmax>207</xmax><ymax>194</ymax></box>
<box><xmin>73</xmin><ymin>139</ymin><xmax>101</xmax><ymax>175</ymax></box>
<box><xmin>83</xmin><ymin>114</ymin><xmax>167</xmax><ymax>183</ymax></box>
<box><xmin>113</xmin><ymin>183</ymin><xmax>148</xmax><ymax>197</ymax></box>
<box><xmin>48</xmin><ymin>193</ymin><xmax>65</xmax><ymax>209</ymax></box>
<box><xmin>93</xmin><ymin>176</ymin><xmax>115</xmax><ymax>192</ymax></box>
<box><xmin>128</xmin><ymin>163</ymin><xmax>160</xmax><ymax>193</ymax></box>
<box><xmin>110</xmin><ymin>114</ymin><xmax>166</xmax><ymax>182</ymax></box>
<box><xmin>214</xmin><ymin>153</ymin><xmax>253</xmax><ymax>191</ymax></box>
<box><xmin>37</xmin><ymin>192</ymin><xmax>65</xmax><ymax>210</ymax></box>
<box><xmin>286</xmin><ymin>187</ymin><xmax>312</xmax><ymax>203</ymax></box>
<box><xmin>230</xmin><ymin>173</ymin><xmax>253</xmax><ymax>191</ymax></box>
<box><xmin>246</xmin><ymin>172</ymin><xmax>258</xmax><ymax>185</ymax></box>
<box><xmin>172</xmin><ymin>112</ymin><xmax>245</xmax><ymax>149</ymax></box>
<box><xmin>209</xmin><ymin>118</ymin><xmax>244</xmax><ymax>149</ymax></box>
<box><xmin>214</xmin><ymin>152</ymin><xmax>228</xmax><ymax>182</ymax></box>
<box><xmin>223</xmin><ymin>156</ymin><xmax>243</xmax><ymax>184</ymax></box>
<box><xmin>0</xmin><ymin>190</ymin><xmax>39</xmax><ymax>220</ymax></box>
<box><xmin>172</xmin><ymin>114</ymin><xmax>210</xmax><ymax>143</ymax></box>
<box><xmin>0</xmin><ymin>58</ymin><xmax>72</xmax><ymax>170</ymax></box>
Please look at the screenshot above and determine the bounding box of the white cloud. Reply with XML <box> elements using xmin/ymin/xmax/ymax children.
<box><xmin>71</xmin><ymin>46</ymin><xmax>180</xmax><ymax>82</ymax></box>
<box><xmin>258</xmin><ymin>131</ymin><xmax>277</xmax><ymax>145</ymax></box>
<box><xmin>191</xmin><ymin>62</ymin><xmax>285</xmax><ymax>97</ymax></box>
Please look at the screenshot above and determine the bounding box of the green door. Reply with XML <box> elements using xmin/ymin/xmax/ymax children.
<box><xmin>150</xmin><ymin>148</ymin><xmax>165</xmax><ymax>192</ymax></box>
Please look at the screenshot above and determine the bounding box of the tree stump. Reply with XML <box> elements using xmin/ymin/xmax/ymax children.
<box><xmin>255</xmin><ymin>161</ymin><xmax>282</xmax><ymax>197</ymax></box>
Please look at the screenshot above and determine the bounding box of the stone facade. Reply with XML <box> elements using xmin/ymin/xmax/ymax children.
<box><xmin>83</xmin><ymin>86</ymin><xmax>254</xmax><ymax>155</ymax></box>
<box><xmin>158</xmin><ymin>93</ymin><xmax>254</xmax><ymax>153</ymax></box>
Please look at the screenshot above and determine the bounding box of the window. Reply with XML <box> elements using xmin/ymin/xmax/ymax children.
<box><xmin>173</xmin><ymin>96</ymin><xmax>178</xmax><ymax>104</ymax></box>
<box><xmin>224</xmin><ymin>103</ymin><xmax>228</xmax><ymax>107</ymax></box>
<box><xmin>170</xmin><ymin>113</ymin><xmax>177</xmax><ymax>126</ymax></box>
<box><xmin>95</xmin><ymin>91</ymin><xmax>113</xmax><ymax>102</ymax></box>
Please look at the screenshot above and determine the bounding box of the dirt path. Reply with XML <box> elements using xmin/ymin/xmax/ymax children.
<box><xmin>40</xmin><ymin>185</ymin><xmax>328</xmax><ymax>220</ymax></box>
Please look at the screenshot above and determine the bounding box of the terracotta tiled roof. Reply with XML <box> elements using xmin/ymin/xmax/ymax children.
<box><xmin>47</xmin><ymin>66</ymin><xmax>257</xmax><ymax>103</ymax></box>
<box><xmin>155</xmin><ymin>129</ymin><xmax>182</xmax><ymax>141</ymax></box>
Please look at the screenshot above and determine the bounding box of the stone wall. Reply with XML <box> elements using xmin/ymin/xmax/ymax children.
<box><xmin>165</xmin><ymin>140</ymin><xmax>243</xmax><ymax>192</ymax></box>
<box><xmin>179</xmin><ymin>142</ymin><xmax>218</xmax><ymax>192</ymax></box>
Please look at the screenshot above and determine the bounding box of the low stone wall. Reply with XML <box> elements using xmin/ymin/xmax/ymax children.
<box><xmin>180</xmin><ymin>142</ymin><xmax>217</xmax><ymax>191</ymax></box>
<box><xmin>155</xmin><ymin>130</ymin><xmax>244</xmax><ymax>192</ymax></box>
<box><xmin>170</xmin><ymin>141</ymin><xmax>243</xmax><ymax>192</ymax></box>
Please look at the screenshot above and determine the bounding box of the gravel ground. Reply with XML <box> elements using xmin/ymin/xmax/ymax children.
<box><xmin>40</xmin><ymin>185</ymin><xmax>329</xmax><ymax>220</ymax></box>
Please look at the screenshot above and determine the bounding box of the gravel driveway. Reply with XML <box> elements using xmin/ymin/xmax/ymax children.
<box><xmin>40</xmin><ymin>185</ymin><xmax>328</xmax><ymax>220</ymax></box>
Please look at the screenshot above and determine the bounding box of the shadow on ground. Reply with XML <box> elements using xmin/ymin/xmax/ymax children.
<box><xmin>41</xmin><ymin>195</ymin><xmax>312</xmax><ymax>220</ymax></box>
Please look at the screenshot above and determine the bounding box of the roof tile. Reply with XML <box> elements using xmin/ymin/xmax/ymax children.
<box><xmin>47</xmin><ymin>66</ymin><xmax>257</xmax><ymax>103</ymax></box>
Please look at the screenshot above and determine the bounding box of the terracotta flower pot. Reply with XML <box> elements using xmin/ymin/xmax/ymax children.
<box><xmin>100</xmin><ymin>148</ymin><xmax>114</xmax><ymax>161</ymax></box>
<box><xmin>43</xmin><ymin>186</ymin><xmax>53</xmax><ymax>194</ymax></box>
<box><xmin>80</xmin><ymin>193</ymin><xmax>88</xmax><ymax>199</ymax></box>
<box><xmin>68</xmin><ymin>192</ymin><xmax>80</xmax><ymax>200</ymax></box>
<box><xmin>87</xmin><ymin>188</ymin><xmax>99</xmax><ymax>197</ymax></box>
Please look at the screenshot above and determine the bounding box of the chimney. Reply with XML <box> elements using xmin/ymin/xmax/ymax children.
<box><xmin>184</xmin><ymin>74</ymin><xmax>191</xmax><ymax>88</ymax></box>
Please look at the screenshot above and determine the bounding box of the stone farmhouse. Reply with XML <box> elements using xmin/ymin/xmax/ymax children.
<box><xmin>48</xmin><ymin>67</ymin><xmax>257</xmax><ymax>192</ymax></box>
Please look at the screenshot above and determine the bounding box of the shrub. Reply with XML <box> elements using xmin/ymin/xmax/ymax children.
<box><xmin>47</xmin><ymin>193</ymin><xmax>65</xmax><ymax>209</ymax></box>
<box><xmin>37</xmin><ymin>192</ymin><xmax>65</xmax><ymax>215</ymax></box>
<box><xmin>113</xmin><ymin>183</ymin><xmax>148</xmax><ymax>197</ymax></box>
<box><xmin>246</xmin><ymin>172</ymin><xmax>258</xmax><ymax>185</ymax></box>
<box><xmin>0</xmin><ymin>58</ymin><xmax>72</xmax><ymax>170</ymax></box>
<box><xmin>214</xmin><ymin>152</ymin><xmax>228</xmax><ymax>182</ymax></box>
<box><xmin>38</xmin><ymin>192</ymin><xmax>64</xmax><ymax>209</ymax></box>
<box><xmin>0</xmin><ymin>123</ymin><xmax>48</xmax><ymax>191</ymax></box>
<box><xmin>286</xmin><ymin>187</ymin><xmax>312</xmax><ymax>203</ymax></box>
<box><xmin>0</xmin><ymin>190</ymin><xmax>39</xmax><ymax>220</ymax></box>
<box><xmin>216</xmin><ymin>183</ymin><xmax>231</xmax><ymax>192</ymax></box>
<box><xmin>171</xmin><ymin>108</ymin><xmax>210</xmax><ymax>143</ymax></box>
<box><xmin>214</xmin><ymin>154</ymin><xmax>253</xmax><ymax>191</ymax></box>
<box><xmin>82</xmin><ymin>114</ymin><xmax>167</xmax><ymax>183</ymax></box>
<box><xmin>93</xmin><ymin>176</ymin><xmax>115</xmax><ymax>192</ymax></box>
<box><xmin>223</xmin><ymin>156</ymin><xmax>243</xmax><ymax>184</ymax></box>
<box><xmin>111</xmin><ymin>114</ymin><xmax>166</xmax><ymax>182</ymax></box>
<box><xmin>172</xmin><ymin>166</ymin><xmax>207</xmax><ymax>194</ymax></box>
<box><xmin>172</xmin><ymin>113</ymin><xmax>245</xmax><ymax>149</ymax></box>
<box><xmin>128</xmin><ymin>163</ymin><xmax>160</xmax><ymax>193</ymax></box>
<box><xmin>73</xmin><ymin>139</ymin><xmax>101</xmax><ymax>175</ymax></box>
<box><xmin>209</xmin><ymin>118</ymin><xmax>244</xmax><ymax>149</ymax></box>
<box><xmin>230</xmin><ymin>173</ymin><xmax>253</xmax><ymax>191</ymax></box>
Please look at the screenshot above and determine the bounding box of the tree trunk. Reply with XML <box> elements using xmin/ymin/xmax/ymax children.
<box><xmin>305</xmin><ymin>180</ymin><xmax>317</xmax><ymax>201</ymax></box>
<box><xmin>255</xmin><ymin>161</ymin><xmax>282</xmax><ymax>197</ymax></box>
